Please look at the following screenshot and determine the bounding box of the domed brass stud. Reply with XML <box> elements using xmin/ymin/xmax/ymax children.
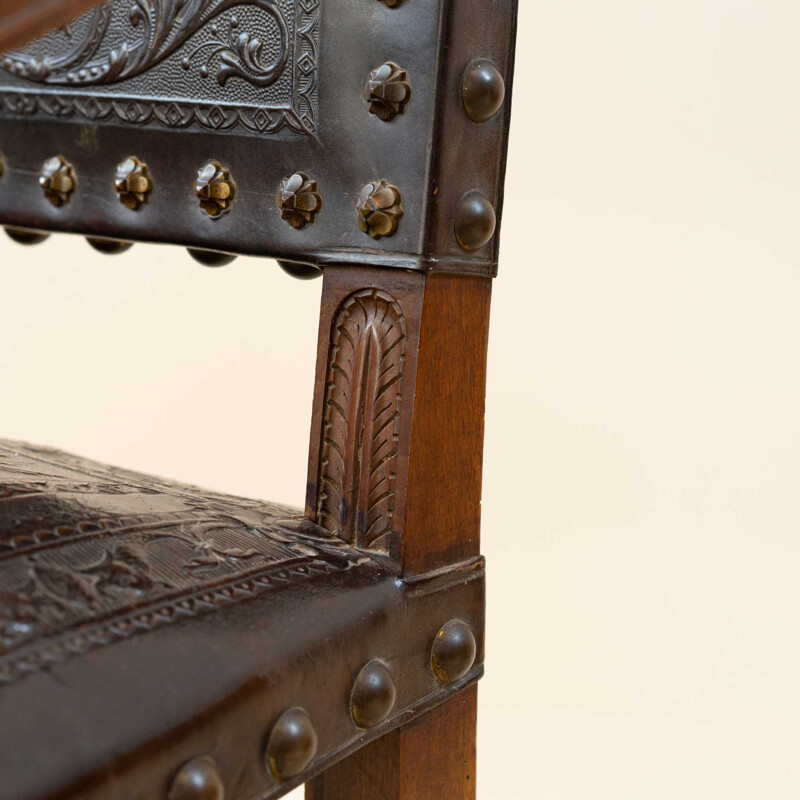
<box><xmin>454</xmin><ymin>190</ymin><xmax>496</xmax><ymax>252</ymax></box>
<box><xmin>266</xmin><ymin>707</ymin><xmax>318</xmax><ymax>781</ymax></box>
<box><xmin>431</xmin><ymin>619</ymin><xmax>477</xmax><ymax>684</ymax></box>
<box><xmin>195</xmin><ymin>161</ymin><xmax>235</xmax><ymax>218</ymax></box>
<box><xmin>276</xmin><ymin>172</ymin><xmax>322</xmax><ymax>229</ymax></box>
<box><xmin>5</xmin><ymin>227</ymin><xmax>50</xmax><ymax>246</ymax></box>
<box><xmin>168</xmin><ymin>756</ymin><xmax>225</xmax><ymax>800</ymax></box>
<box><xmin>379</xmin><ymin>0</ymin><xmax>402</xmax><ymax>6</ymax></box>
<box><xmin>40</xmin><ymin>156</ymin><xmax>76</xmax><ymax>207</ymax></box>
<box><xmin>357</xmin><ymin>180</ymin><xmax>403</xmax><ymax>240</ymax></box>
<box><xmin>462</xmin><ymin>59</ymin><xmax>506</xmax><ymax>123</ymax></box>
<box><xmin>278</xmin><ymin>260</ymin><xmax>322</xmax><ymax>280</ymax></box>
<box><xmin>87</xmin><ymin>237</ymin><xmax>133</xmax><ymax>255</ymax></box>
<box><xmin>115</xmin><ymin>156</ymin><xmax>153</xmax><ymax>211</ymax></box>
<box><xmin>351</xmin><ymin>660</ymin><xmax>396</xmax><ymax>729</ymax></box>
<box><xmin>364</xmin><ymin>62</ymin><xmax>411</xmax><ymax>122</ymax></box>
<box><xmin>188</xmin><ymin>249</ymin><xmax>237</xmax><ymax>267</ymax></box>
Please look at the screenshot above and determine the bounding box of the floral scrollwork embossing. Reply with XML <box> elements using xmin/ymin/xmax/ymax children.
<box><xmin>1</xmin><ymin>1</ymin><xmax>289</xmax><ymax>89</ymax></box>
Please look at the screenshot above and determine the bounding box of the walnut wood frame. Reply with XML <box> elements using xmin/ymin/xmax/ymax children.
<box><xmin>304</xmin><ymin>266</ymin><xmax>491</xmax><ymax>798</ymax></box>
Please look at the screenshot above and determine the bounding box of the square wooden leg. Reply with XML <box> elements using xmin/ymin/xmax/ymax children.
<box><xmin>306</xmin><ymin>685</ymin><xmax>478</xmax><ymax>800</ymax></box>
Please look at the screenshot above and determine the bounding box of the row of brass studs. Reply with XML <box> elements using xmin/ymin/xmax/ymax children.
<box><xmin>25</xmin><ymin>155</ymin><xmax>405</xmax><ymax>239</ymax></box>
<box><xmin>451</xmin><ymin>59</ymin><xmax>508</xmax><ymax>252</ymax></box>
<box><xmin>166</xmin><ymin>619</ymin><xmax>477</xmax><ymax>799</ymax></box>
<box><xmin>368</xmin><ymin>6</ymin><xmax>506</xmax><ymax>253</ymax></box>
<box><xmin>3</xmin><ymin>226</ymin><xmax>325</xmax><ymax>277</ymax></box>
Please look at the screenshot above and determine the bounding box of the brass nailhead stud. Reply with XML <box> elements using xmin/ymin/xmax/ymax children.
<box><xmin>168</xmin><ymin>756</ymin><xmax>225</xmax><ymax>800</ymax></box>
<box><xmin>40</xmin><ymin>156</ymin><xmax>76</xmax><ymax>207</ymax></box>
<box><xmin>278</xmin><ymin>261</ymin><xmax>322</xmax><ymax>280</ymax></box>
<box><xmin>462</xmin><ymin>59</ymin><xmax>506</xmax><ymax>123</ymax></box>
<box><xmin>276</xmin><ymin>172</ymin><xmax>322</xmax><ymax>229</ymax></box>
<box><xmin>5</xmin><ymin>227</ymin><xmax>50</xmax><ymax>246</ymax></box>
<box><xmin>379</xmin><ymin>0</ymin><xmax>402</xmax><ymax>6</ymax></box>
<box><xmin>364</xmin><ymin>62</ymin><xmax>411</xmax><ymax>122</ymax></box>
<box><xmin>187</xmin><ymin>248</ymin><xmax>237</xmax><ymax>267</ymax></box>
<box><xmin>87</xmin><ymin>237</ymin><xmax>133</xmax><ymax>255</ymax></box>
<box><xmin>115</xmin><ymin>156</ymin><xmax>153</xmax><ymax>211</ymax></box>
<box><xmin>195</xmin><ymin>161</ymin><xmax>235</xmax><ymax>218</ymax></box>
<box><xmin>351</xmin><ymin>660</ymin><xmax>397</xmax><ymax>729</ymax></box>
<box><xmin>454</xmin><ymin>190</ymin><xmax>496</xmax><ymax>252</ymax></box>
<box><xmin>357</xmin><ymin>180</ymin><xmax>403</xmax><ymax>239</ymax></box>
<box><xmin>266</xmin><ymin>707</ymin><xmax>318</xmax><ymax>781</ymax></box>
<box><xmin>431</xmin><ymin>619</ymin><xmax>477</xmax><ymax>684</ymax></box>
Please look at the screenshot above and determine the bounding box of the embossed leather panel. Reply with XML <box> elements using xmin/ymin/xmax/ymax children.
<box><xmin>0</xmin><ymin>440</ymin><xmax>345</xmax><ymax>683</ymax></box>
<box><xmin>0</xmin><ymin>0</ymin><xmax>444</xmax><ymax>267</ymax></box>
<box><xmin>0</xmin><ymin>1</ymin><xmax>317</xmax><ymax>136</ymax></box>
<box><xmin>0</xmin><ymin>0</ymin><xmax>518</xmax><ymax>274</ymax></box>
<box><xmin>0</xmin><ymin>440</ymin><xmax>485</xmax><ymax>800</ymax></box>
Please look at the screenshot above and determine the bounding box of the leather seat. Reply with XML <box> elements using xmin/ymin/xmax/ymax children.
<box><xmin>0</xmin><ymin>440</ymin><xmax>484</xmax><ymax>800</ymax></box>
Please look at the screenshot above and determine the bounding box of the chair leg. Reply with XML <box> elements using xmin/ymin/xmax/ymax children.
<box><xmin>306</xmin><ymin>685</ymin><xmax>478</xmax><ymax>800</ymax></box>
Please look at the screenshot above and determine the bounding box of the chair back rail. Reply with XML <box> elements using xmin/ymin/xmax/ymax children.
<box><xmin>0</xmin><ymin>0</ymin><xmax>517</xmax><ymax>276</ymax></box>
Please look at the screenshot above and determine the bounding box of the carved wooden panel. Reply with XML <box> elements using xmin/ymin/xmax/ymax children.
<box><xmin>0</xmin><ymin>0</ymin><xmax>319</xmax><ymax>134</ymax></box>
<box><xmin>0</xmin><ymin>441</ymin><xmax>363</xmax><ymax>684</ymax></box>
<box><xmin>315</xmin><ymin>289</ymin><xmax>407</xmax><ymax>553</ymax></box>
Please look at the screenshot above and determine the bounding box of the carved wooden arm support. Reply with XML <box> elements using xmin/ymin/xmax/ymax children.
<box><xmin>303</xmin><ymin>267</ymin><xmax>492</xmax><ymax>576</ymax></box>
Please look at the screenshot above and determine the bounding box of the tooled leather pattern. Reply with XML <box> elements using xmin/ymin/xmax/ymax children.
<box><xmin>0</xmin><ymin>440</ymin><xmax>364</xmax><ymax>684</ymax></box>
<box><xmin>0</xmin><ymin>0</ymin><xmax>319</xmax><ymax>134</ymax></box>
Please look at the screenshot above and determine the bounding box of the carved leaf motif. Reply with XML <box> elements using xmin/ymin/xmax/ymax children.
<box><xmin>316</xmin><ymin>290</ymin><xmax>407</xmax><ymax>553</ymax></box>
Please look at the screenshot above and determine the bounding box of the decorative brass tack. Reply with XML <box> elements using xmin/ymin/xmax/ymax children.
<box><xmin>351</xmin><ymin>660</ymin><xmax>397</xmax><ymax>729</ymax></box>
<box><xmin>357</xmin><ymin>180</ymin><xmax>403</xmax><ymax>239</ymax></box>
<box><xmin>462</xmin><ymin>59</ymin><xmax>506</xmax><ymax>123</ymax></box>
<box><xmin>266</xmin><ymin>707</ymin><xmax>318</xmax><ymax>780</ymax></box>
<box><xmin>379</xmin><ymin>0</ymin><xmax>402</xmax><ymax>6</ymax></box>
<box><xmin>115</xmin><ymin>156</ymin><xmax>153</xmax><ymax>211</ymax></box>
<box><xmin>276</xmin><ymin>172</ymin><xmax>322</xmax><ymax>229</ymax></box>
<box><xmin>5</xmin><ymin>227</ymin><xmax>50</xmax><ymax>246</ymax></box>
<box><xmin>87</xmin><ymin>237</ymin><xmax>133</xmax><ymax>255</ymax></box>
<box><xmin>364</xmin><ymin>62</ymin><xmax>411</xmax><ymax>122</ymax></box>
<box><xmin>431</xmin><ymin>619</ymin><xmax>477</xmax><ymax>684</ymax></box>
<box><xmin>195</xmin><ymin>161</ymin><xmax>235</xmax><ymax>217</ymax></box>
<box><xmin>40</xmin><ymin>156</ymin><xmax>76</xmax><ymax>207</ymax></box>
<box><xmin>187</xmin><ymin>248</ymin><xmax>237</xmax><ymax>267</ymax></box>
<box><xmin>168</xmin><ymin>756</ymin><xmax>225</xmax><ymax>800</ymax></box>
<box><xmin>454</xmin><ymin>190</ymin><xmax>496</xmax><ymax>252</ymax></box>
<box><xmin>278</xmin><ymin>261</ymin><xmax>322</xmax><ymax>280</ymax></box>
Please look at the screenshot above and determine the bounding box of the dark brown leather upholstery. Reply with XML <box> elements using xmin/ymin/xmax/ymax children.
<box><xmin>0</xmin><ymin>440</ymin><xmax>485</xmax><ymax>800</ymax></box>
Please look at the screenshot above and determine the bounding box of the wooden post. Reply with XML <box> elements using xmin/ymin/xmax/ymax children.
<box><xmin>305</xmin><ymin>267</ymin><xmax>491</xmax><ymax>798</ymax></box>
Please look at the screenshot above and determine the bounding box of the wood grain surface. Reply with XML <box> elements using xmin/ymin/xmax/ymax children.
<box><xmin>307</xmin><ymin>685</ymin><xmax>479</xmax><ymax>800</ymax></box>
<box><xmin>305</xmin><ymin>268</ymin><xmax>489</xmax><ymax>798</ymax></box>
<box><xmin>0</xmin><ymin>0</ymin><xmax>101</xmax><ymax>53</ymax></box>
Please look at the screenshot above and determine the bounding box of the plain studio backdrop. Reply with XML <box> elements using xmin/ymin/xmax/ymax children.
<box><xmin>2</xmin><ymin>1</ymin><xmax>799</xmax><ymax>797</ymax></box>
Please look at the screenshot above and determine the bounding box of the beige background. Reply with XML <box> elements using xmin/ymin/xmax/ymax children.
<box><xmin>2</xmin><ymin>0</ymin><xmax>800</xmax><ymax>796</ymax></box>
